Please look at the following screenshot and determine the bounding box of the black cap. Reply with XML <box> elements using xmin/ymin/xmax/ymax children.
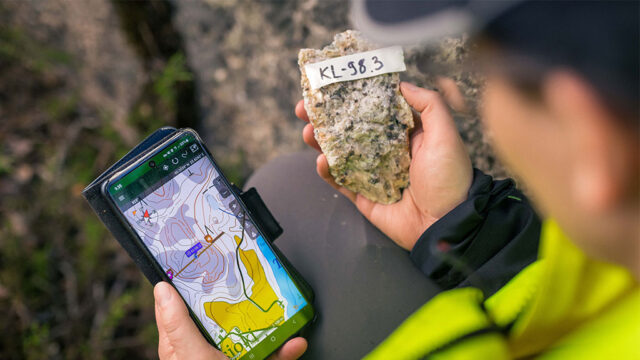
<box><xmin>351</xmin><ymin>0</ymin><xmax>524</xmax><ymax>45</ymax></box>
<box><xmin>352</xmin><ymin>0</ymin><xmax>639</xmax><ymax>120</ymax></box>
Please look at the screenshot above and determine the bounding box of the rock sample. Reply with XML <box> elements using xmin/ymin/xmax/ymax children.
<box><xmin>298</xmin><ymin>30</ymin><xmax>414</xmax><ymax>204</ymax></box>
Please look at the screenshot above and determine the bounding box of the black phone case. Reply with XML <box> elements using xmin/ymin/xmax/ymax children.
<box><xmin>82</xmin><ymin>127</ymin><xmax>314</xmax><ymax>303</ymax></box>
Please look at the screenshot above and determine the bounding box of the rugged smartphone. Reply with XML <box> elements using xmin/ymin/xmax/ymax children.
<box><xmin>83</xmin><ymin>128</ymin><xmax>315</xmax><ymax>360</ymax></box>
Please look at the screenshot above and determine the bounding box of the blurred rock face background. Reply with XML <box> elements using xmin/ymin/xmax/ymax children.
<box><xmin>0</xmin><ymin>0</ymin><xmax>504</xmax><ymax>358</ymax></box>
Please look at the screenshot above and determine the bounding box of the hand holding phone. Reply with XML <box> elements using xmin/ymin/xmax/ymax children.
<box><xmin>154</xmin><ymin>282</ymin><xmax>308</xmax><ymax>360</ymax></box>
<box><xmin>84</xmin><ymin>128</ymin><xmax>315</xmax><ymax>360</ymax></box>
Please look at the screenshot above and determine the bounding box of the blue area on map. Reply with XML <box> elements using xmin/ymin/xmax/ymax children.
<box><xmin>256</xmin><ymin>235</ymin><xmax>307</xmax><ymax>317</ymax></box>
<box><xmin>206</xmin><ymin>194</ymin><xmax>239</xmax><ymax>218</ymax></box>
<box><xmin>185</xmin><ymin>242</ymin><xmax>203</xmax><ymax>258</ymax></box>
<box><xmin>205</xmin><ymin>194</ymin><xmax>218</xmax><ymax>211</ymax></box>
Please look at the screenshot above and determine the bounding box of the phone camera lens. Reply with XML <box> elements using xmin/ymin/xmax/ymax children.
<box><xmin>149</xmin><ymin>161</ymin><xmax>156</xmax><ymax>168</ymax></box>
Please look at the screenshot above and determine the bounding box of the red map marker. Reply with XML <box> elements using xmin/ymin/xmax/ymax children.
<box><xmin>144</xmin><ymin>209</ymin><xmax>150</xmax><ymax>218</ymax></box>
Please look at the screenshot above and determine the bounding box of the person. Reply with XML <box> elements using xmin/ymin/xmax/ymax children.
<box><xmin>153</xmin><ymin>0</ymin><xmax>639</xmax><ymax>359</ymax></box>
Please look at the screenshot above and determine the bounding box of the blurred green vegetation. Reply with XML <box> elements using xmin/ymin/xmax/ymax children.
<box><xmin>0</xmin><ymin>26</ymin><xmax>73</xmax><ymax>73</ymax></box>
<box><xmin>154</xmin><ymin>53</ymin><xmax>194</xmax><ymax>113</ymax></box>
<box><xmin>0</xmin><ymin>3</ymin><xmax>202</xmax><ymax>359</ymax></box>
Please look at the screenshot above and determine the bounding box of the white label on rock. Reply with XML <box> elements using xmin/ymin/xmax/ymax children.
<box><xmin>304</xmin><ymin>46</ymin><xmax>406</xmax><ymax>90</ymax></box>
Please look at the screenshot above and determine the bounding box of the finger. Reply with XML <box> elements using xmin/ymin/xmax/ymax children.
<box><xmin>315</xmin><ymin>154</ymin><xmax>341</xmax><ymax>191</ymax></box>
<box><xmin>155</xmin><ymin>301</ymin><xmax>173</xmax><ymax>359</ymax></box>
<box><xmin>316</xmin><ymin>154</ymin><xmax>356</xmax><ymax>202</ymax></box>
<box><xmin>267</xmin><ymin>337</ymin><xmax>308</xmax><ymax>360</ymax></box>
<box><xmin>436</xmin><ymin>76</ymin><xmax>468</xmax><ymax>113</ymax></box>
<box><xmin>154</xmin><ymin>282</ymin><xmax>223</xmax><ymax>359</ymax></box>
<box><xmin>302</xmin><ymin>123</ymin><xmax>321</xmax><ymax>152</ymax></box>
<box><xmin>295</xmin><ymin>100</ymin><xmax>310</xmax><ymax>122</ymax></box>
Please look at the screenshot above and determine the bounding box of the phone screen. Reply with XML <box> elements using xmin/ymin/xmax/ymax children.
<box><xmin>107</xmin><ymin>131</ymin><xmax>312</xmax><ymax>360</ymax></box>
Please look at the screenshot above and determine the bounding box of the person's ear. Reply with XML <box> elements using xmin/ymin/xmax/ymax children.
<box><xmin>542</xmin><ymin>70</ymin><xmax>636</xmax><ymax>214</ymax></box>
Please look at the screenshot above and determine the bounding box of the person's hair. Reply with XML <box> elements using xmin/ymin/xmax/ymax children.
<box><xmin>482</xmin><ymin>0</ymin><xmax>639</xmax><ymax>125</ymax></box>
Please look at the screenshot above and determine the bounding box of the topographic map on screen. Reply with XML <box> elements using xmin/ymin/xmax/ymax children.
<box><xmin>123</xmin><ymin>155</ymin><xmax>306</xmax><ymax>358</ymax></box>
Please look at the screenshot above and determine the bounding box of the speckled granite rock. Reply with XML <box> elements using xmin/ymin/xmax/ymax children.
<box><xmin>299</xmin><ymin>30</ymin><xmax>413</xmax><ymax>204</ymax></box>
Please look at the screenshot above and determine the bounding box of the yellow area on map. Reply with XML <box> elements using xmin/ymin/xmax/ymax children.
<box><xmin>204</xmin><ymin>235</ymin><xmax>284</xmax><ymax>357</ymax></box>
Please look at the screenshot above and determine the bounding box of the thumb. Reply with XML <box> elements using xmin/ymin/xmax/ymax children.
<box><xmin>267</xmin><ymin>337</ymin><xmax>308</xmax><ymax>360</ymax></box>
<box><xmin>154</xmin><ymin>282</ymin><xmax>223</xmax><ymax>359</ymax></box>
<box><xmin>435</xmin><ymin>76</ymin><xmax>468</xmax><ymax>113</ymax></box>
<box><xmin>400</xmin><ymin>81</ymin><xmax>446</xmax><ymax>115</ymax></box>
<box><xmin>400</xmin><ymin>81</ymin><xmax>460</xmax><ymax>139</ymax></box>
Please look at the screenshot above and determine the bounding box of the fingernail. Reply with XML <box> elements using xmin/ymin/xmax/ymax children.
<box><xmin>401</xmin><ymin>82</ymin><xmax>419</xmax><ymax>92</ymax></box>
<box><xmin>155</xmin><ymin>282</ymin><xmax>172</xmax><ymax>307</ymax></box>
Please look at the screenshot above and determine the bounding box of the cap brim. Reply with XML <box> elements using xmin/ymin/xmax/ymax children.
<box><xmin>351</xmin><ymin>0</ymin><xmax>523</xmax><ymax>45</ymax></box>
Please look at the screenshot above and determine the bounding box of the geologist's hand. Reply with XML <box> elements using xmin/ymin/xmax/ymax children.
<box><xmin>295</xmin><ymin>82</ymin><xmax>473</xmax><ymax>250</ymax></box>
<box><xmin>154</xmin><ymin>282</ymin><xmax>307</xmax><ymax>360</ymax></box>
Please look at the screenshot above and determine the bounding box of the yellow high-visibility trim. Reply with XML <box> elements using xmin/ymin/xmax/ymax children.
<box><xmin>539</xmin><ymin>288</ymin><xmax>640</xmax><ymax>359</ymax></box>
<box><xmin>365</xmin><ymin>220</ymin><xmax>639</xmax><ymax>359</ymax></box>
<box><xmin>430</xmin><ymin>333</ymin><xmax>509</xmax><ymax>360</ymax></box>
<box><xmin>363</xmin><ymin>288</ymin><xmax>490</xmax><ymax>360</ymax></box>
<box><xmin>508</xmin><ymin>221</ymin><xmax>637</xmax><ymax>357</ymax></box>
<box><xmin>485</xmin><ymin>260</ymin><xmax>543</xmax><ymax>328</ymax></box>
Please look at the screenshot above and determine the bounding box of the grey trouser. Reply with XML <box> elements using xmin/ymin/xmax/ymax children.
<box><xmin>245</xmin><ymin>150</ymin><xmax>440</xmax><ymax>359</ymax></box>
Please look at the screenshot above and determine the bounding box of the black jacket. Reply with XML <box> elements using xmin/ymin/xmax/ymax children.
<box><xmin>410</xmin><ymin>169</ymin><xmax>541</xmax><ymax>296</ymax></box>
